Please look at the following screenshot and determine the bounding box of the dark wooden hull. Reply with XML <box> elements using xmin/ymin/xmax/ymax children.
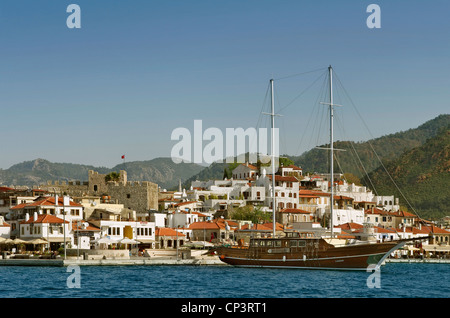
<box><xmin>216</xmin><ymin>238</ymin><xmax>405</xmax><ymax>270</ymax></box>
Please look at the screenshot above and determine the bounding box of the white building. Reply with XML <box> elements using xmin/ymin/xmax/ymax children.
<box><xmin>232</xmin><ymin>163</ymin><xmax>259</xmax><ymax>180</ymax></box>
<box><xmin>20</xmin><ymin>213</ymin><xmax>72</xmax><ymax>248</ymax></box>
<box><xmin>254</xmin><ymin>170</ymin><xmax>300</xmax><ymax>212</ymax></box>
<box><xmin>88</xmin><ymin>217</ymin><xmax>156</xmax><ymax>249</ymax></box>
<box><xmin>0</xmin><ymin>216</ymin><xmax>11</xmax><ymax>239</ymax></box>
<box><xmin>375</xmin><ymin>195</ymin><xmax>400</xmax><ymax>212</ymax></box>
<box><xmin>10</xmin><ymin>195</ymin><xmax>83</xmax><ymax>242</ymax></box>
<box><xmin>330</xmin><ymin>207</ymin><xmax>365</xmax><ymax>227</ymax></box>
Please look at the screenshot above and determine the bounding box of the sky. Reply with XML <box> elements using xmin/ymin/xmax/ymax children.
<box><xmin>0</xmin><ymin>0</ymin><xmax>449</xmax><ymax>169</ymax></box>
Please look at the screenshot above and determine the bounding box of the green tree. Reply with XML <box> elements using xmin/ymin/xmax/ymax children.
<box><xmin>105</xmin><ymin>171</ymin><xmax>120</xmax><ymax>182</ymax></box>
<box><xmin>230</xmin><ymin>205</ymin><xmax>271</xmax><ymax>223</ymax></box>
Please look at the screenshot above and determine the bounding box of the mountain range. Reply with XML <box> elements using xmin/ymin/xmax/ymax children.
<box><xmin>0</xmin><ymin>114</ymin><xmax>448</xmax><ymax>219</ymax></box>
<box><xmin>0</xmin><ymin>158</ymin><xmax>204</xmax><ymax>191</ymax></box>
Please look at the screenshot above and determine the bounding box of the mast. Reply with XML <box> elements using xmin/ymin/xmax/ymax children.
<box><xmin>329</xmin><ymin>65</ymin><xmax>334</xmax><ymax>238</ymax></box>
<box><xmin>270</xmin><ymin>78</ymin><xmax>276</xmax><ymax>237</ymax></box>
<box><xmin>262</xmin><ymin>78</ymin><xmax>282</xmax><ymax>237</ymax></box>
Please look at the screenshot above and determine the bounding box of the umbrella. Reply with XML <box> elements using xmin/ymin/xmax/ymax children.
<box><xmin>12</xmin><ymin>238</ymin><xmax>26</xmax><ymax>244</ymax></box>
<box><xmin>119</xmin><ymin>238</ymin><xmax>139</xmax><ymax>244</ymax></box>
<box><xmin>29</xmin><ymin>238</ymin><xmax>48</xmax><ymax>245</ymax></box>
<box><xmin>93</xmin><ymin>237</ymin><xmax>118</xmax><ymax>244</ymax></box>
<box><xmin>0</xmin><ymin>237</ymin><xmax>6</xmax><ymax>243</ymax></box>
<box><xmin>2</xmin><ymin>238</ymin><xmax>14</xmax><ymax>244</ymax></box>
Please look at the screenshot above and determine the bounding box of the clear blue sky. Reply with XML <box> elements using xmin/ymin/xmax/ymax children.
<box><xmin>0</xmin><ymin>0</ymin><xmax>448</xmax><ymax>169</ymax></box>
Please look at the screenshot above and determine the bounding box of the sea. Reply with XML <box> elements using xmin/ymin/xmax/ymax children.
<box><xmin>0</xmin><ymin>263</ymin><xmax>448</xmax><ymax>314</ymax></box>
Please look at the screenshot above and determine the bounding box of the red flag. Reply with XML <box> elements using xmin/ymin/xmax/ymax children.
<box><xmin>121</xmin><ymin>155</ymin><xmax>125</xmax><ymax>159</ymax></box>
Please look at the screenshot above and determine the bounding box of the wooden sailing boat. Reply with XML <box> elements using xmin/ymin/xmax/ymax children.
<box><xmin>216</xmin><ymin>66</ymin><xmax>428</xmax><ymax>270</ymax></box>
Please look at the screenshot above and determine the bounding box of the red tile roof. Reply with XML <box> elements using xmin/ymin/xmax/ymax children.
<box><xmin>11</xmin><ymin>196</ymin><xmax>82</xmax><ymax>209</ymax></box>
<box><xmin>299</xmin><ymin>190</ymin><xmax>329</xmax><ymax>197</ymax></box>
<box><xmin>267</xmin><ymin>175</ymin><xmax>299</xmax><ymax>182</ymax></box>
<box><xmin>283</xmin><ymin>165</ymin><xmax>302</xmax><ymax>170</ymax></box>
<box><xmin>189</xmin><ymin>221</ymin><xmax>224</xmax><ymax>230</ymax></box>
<box><xmin>20</xmin><ymin>214</ymin><xmax>69</xmax><ymax>224</ymax></box>
<box><xmin>175</xmin><ymin>201</ymin><xmax>198</xmax><ymax>207</ymax></box>
<box><xmin>336</xmin><ymin>222</ymin><xmax>364</xmax><ymax>231</ymax></box>
<box><xmin>239</xmin><ymin>163</ymin><xmax>259</xmax><ymax>170</ymax></box>
<box><xmin>279</xmin><ymin>208</ymin><xmax>311</xmax><ymax>214</ymax></box>
<box><xmin>240</xmin><ymin>223</ymin><xmax>272</xmax><ymax>231</ymax></box>
<box><xmin>155</xmin><ymin>227</ymin><xmax>185</xmax><ymax>237</ymax></box>
<box><xmin>0</xmin><ymin>221</ymin><xmax>10</xmax><ymax>227</ymax></box>
<box><xmin>72</xmin><ymin>221</ymin><xmax>101</xmax><ymax>232</ymax></box>
<box><xmin>421</xmin><ymin>225</ymin><xmax>450</xmax><ymax>235</ymax></box>
<box><xmin>334</xmin><ymin>195</ymin><xmax>354</xmax><ymax>201</ymax></box>
<box><xmin>389</xmin><ymin>210</ymin><xmax>417</xmax><ymax>218</ymax></box>
<box><xmin>0</xmin><ymin>187</ymin><xmax>15</xmax><ymax>192</ymax></box>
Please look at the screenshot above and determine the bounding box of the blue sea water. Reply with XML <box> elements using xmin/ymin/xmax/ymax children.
<box><xmin>0</xmin><ymin>263</ymin><xmax>448</xmax><ymax>298</ymax></box>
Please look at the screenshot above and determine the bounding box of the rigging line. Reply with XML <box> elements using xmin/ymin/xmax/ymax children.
<box><xmin>294</xmin><ymin>72</ymin><xmax>328</xmax><ymax>156</ymax></box>
<box><xmin>332</xmin><ymin>71</ymin><xmax>419</xmax><ymax>217</ymax></box>
<box><xmin>251</xmin><ymin>82</ymin><xmax>271</xmax><ymax>160</ymax></box>
<box><xmin>334</xmin><ymin>114</ymin><xmax>379</xmax><ymax>196</ymax></box>
<box><xmin>333</xmin><ymin>80</ymin><xmax>379</xmax><ymax>196</ymax></box>
<box><xmin>315</xmin><ymin>78</ymin><xmax>329</xmax><ymax>148</ymax></box>
<box><xmin>274</xmin><ymin>85</ymin><xmax>288</xmax><ymax>156</ymax></box>
<box><xmin>277</xmin><ymin>70</ymin><xmax>328</xmax><ymax>114</ymax></box>
<box><xmin>307</xmin><ymin>72</ymin><xmax>328</xmax><ymax>152</ymax></box>
<box><xmin>333</xmin><ymin>152</ymin><xmax>346</xmax><ymax>181</ymax></box>
<box><xmin>255</xmin><ymin>81</ymin><xmax>271</xmax><ymax>130</ymax></box>
<box><xmin>274</xmin><ymin>67</ymin><xmax>327</xmax><ymax>81</ymax></box>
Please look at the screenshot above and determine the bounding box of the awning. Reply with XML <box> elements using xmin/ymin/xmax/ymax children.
<box><xmin>423</xmin><ymin>245</ymin><xmax>450</xmax><ymax>252</ymax></box>
<box><xmin>46</xmin><ymin>237</ymin><xmax>71</xmax><ymax>243</ymax></box>
<box><xmin>136</xmin><ymin>239</ymin><xmax>155</xmax><ymax>243</ymax></box>
<box><xmin>404</xmin><ymin>245</ymin><xmax>420</xmax><ymax>251</ymax></box>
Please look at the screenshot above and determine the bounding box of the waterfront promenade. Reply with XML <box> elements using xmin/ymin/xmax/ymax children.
<box><xmin>1</xmin><ymin>257</ymin><xmax>449</xmax><ymax>267</ymax></box>
<box><xmin>0</xmin><ymin>253</ymin><xmax>226</xmax><ymax>266</ymax></box>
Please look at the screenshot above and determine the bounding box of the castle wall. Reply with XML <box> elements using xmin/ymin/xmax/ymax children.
<box><xmin>40</xmin><ymin>170</ymin><xmax>158</xmax><ymax>213</ymax></box>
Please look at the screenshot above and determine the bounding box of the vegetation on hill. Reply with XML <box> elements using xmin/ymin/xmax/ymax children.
<box><xmin>363</xmin><ymin>125</ymin><xmax>450</xmax><ymax>220</ymax></box>
<box><xmin>291</xmin><ymin>114</ymin><xmax>450</xmax><ymax>177</ymax></box>
<box><xmin>0</xmin><ymin>158</ymin><xmax>204</xmax><ymax>190</ymax></box>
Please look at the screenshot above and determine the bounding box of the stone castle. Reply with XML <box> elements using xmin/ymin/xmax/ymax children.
<box><xmin>40</xmin><ymin>170</ymin><xmax>158</xmax><ymax>213</ymax></box>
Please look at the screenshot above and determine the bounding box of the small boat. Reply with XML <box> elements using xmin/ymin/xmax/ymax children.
<box><xmin>216</xmin><ymin>66</ymin><xmax>429</xmax><ymax>270</ymax></box>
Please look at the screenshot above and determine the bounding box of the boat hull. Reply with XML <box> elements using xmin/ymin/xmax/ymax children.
<box><xmin>216</xmin><ymin>239</ymin><xmax>405</xmax><ymax>270</ymax></box>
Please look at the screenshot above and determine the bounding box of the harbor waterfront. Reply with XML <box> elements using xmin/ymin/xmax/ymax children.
<box><xmin>1</xmin><ymin>257</ymin><xmax>448</xmax><ymax>267</ymax></box>
<box><xmin>0</xmin><ymin>262</ymin><xmax>448</xmax><ymax>298</ymax></box>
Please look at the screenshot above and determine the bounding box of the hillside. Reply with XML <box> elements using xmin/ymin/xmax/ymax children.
<box><xmin>291</xmin><ymin>114</ymin><xmax>450</xmax><ymax>177</ymax></box>
<box><xmin>363</xmin><ymin>125</ymin><xmax>450</xmax><ymax>220</ymax></box>
<box><xmin>112</xmin><ymin>158</ymin><xmax>205</xmax><ymax>190</ymax></box>
<box><xmin>180</xmin><ymin>114</ymin><xmax>450</xmax><ymax>186</ymax></box>
<box><xmin>0</xmin><ymin>158</ymin><xmax>204</xmax><ymax>190</ymax></box>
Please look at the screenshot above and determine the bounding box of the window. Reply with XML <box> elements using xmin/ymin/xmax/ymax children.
<box><xmin>290</xmin><ymin>240</ymin><xmax>297</xmax><ymax>247</ymax></box>
<box><xmin>127</xmin><ymin>194</ymin><xmax>131</xmax><ymax>199</ymax></box>
<box><xmin>94</xmin><ymin>185</ymin><xmax>98</xmax><ymax>192</ymax></box>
